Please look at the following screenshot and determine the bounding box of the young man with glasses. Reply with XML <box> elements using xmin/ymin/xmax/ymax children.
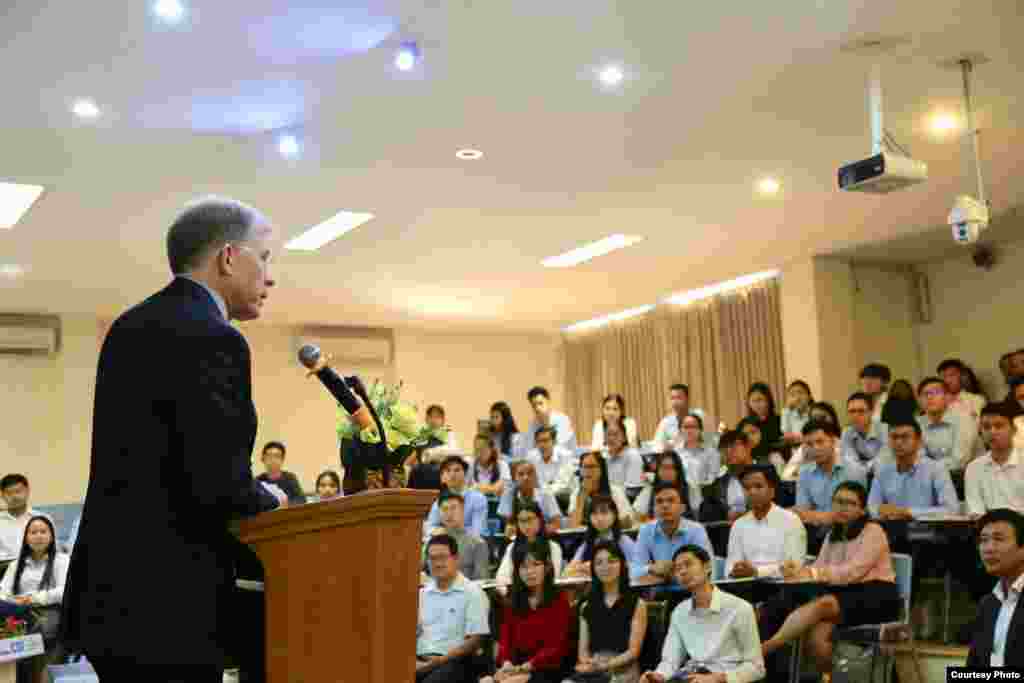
<box><xmin>916</xmin><ymin>376</ymin><xmax>966</xmax><ymax>471</ymax></box>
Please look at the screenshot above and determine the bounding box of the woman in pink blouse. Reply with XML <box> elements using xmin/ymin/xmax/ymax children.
<box><xmin>761</xmin><ymin>481</ymin><xmax>902</xmax><ymax>675</ymax></box>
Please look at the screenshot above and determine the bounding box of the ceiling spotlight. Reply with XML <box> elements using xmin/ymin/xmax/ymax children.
<box><xmin>929</xmin><ymin>111</ymin><xmax>960</xmax><ymax>137</ymax></box>
<box><xmin>277</xmin><ymin>134</ymin><xmax>300</xmax><ymax>159</ymax></box>
<box><xmin>598</xmin><ymin>65</ymin><xmax>625</xmax><ymax>87</ymax></box>
<box><xmin>395</xmin><ymin>42</ymin><xmax>419</xmax><ymax>71</ymax></box>
<box><xmin>153</xmin><ymin>0</ymin><xmax>185</xmax><ymax>22</ymax></box>
<box><xmin>756</xmin><ymin>177</ymin><xmax>781</xmax><ymax>196</ymax></box>
<box><xmin>455</xmin><ymin>148</ymin><xmax>483</xmax><ymax>161</ymax></box>
<box><xmin>72</xmin><ymin>99</ymin><xmax>100</xmax><ymax>119</ymax></box>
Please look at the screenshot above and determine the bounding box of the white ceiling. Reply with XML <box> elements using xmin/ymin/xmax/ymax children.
<box><xmin>1</xmin><ymin>0</ymin><xmax>1021</xmax><ymax>332</ymax></box>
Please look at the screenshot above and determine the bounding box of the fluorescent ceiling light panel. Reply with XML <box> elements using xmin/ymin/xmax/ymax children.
<box><xmin>663</xmin><ymin>269</ymin><xmax>780</xmax><ymax>306</ymax></box>
<box><xmin>285</xmin><ymin>210</ymin><xmax>375</xmax><ymax>251</ymax></box>
<box><xmin>564</xmin><ymin>304</ymin><xmax>656</xmax><ymax>332</ymax></box>
<box><xmin>542</xmin><ymin>234</ymin><xmax>643</xmax><ymax>268</ymax></box>
<box><xmin>0</xmin><ymin>183</ymin><xmax>45</xmax><ymax>229</ymax></box>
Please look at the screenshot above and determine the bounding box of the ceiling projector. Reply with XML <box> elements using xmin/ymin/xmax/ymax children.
<box><xmin>837</xmin><ymin>151</ymin><xmax>928</xmax><ymax>194</ymax></box>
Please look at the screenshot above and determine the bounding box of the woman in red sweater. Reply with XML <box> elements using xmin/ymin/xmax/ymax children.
<box><xmin>483</xmin><ymin>539</ymin><xmax>573</xmax><ymax>683</ymax></box>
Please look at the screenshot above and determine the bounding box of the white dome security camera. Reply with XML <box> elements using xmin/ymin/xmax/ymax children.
<box><xmin>949</xmin><ymin>195</ymin><xmax>989</xmax><ymax>244</ymax></box>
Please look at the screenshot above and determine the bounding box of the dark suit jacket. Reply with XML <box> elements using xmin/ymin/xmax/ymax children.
<box><xmin>60</xmin><ymin>277</ymin><xmax>278</xmax><ymax>667</ymax></box>
<box><xmin>966</xmin><ymin>588</ymin><xmax>1024</xmax><ymax>668</ymax></box>
<box><xmin>699</xmin><ymin>472</ymin><xmax>743</xmax><ymax>523</ymax></box>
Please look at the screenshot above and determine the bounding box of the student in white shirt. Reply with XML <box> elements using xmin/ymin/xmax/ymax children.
<box><xmin>526</xmin><ymin>426</ymin><xmax>577</xmax><ymax>497</ymax></box>
<box><xmin>591</xmin><ymin>393</ymin><xmax>640</xmax><ymax>449</ymax></box>
<box><xmin>653</xmin><ymin>384</ymin><xmax>708</xmax><ymax>452</ymax></box>
<box><xmin>525</xmin><ymin>386</ymin><xmax>577</xmax><ymax>452</ymax></box>
<box><xmin>726</xmin><ymin>465</ymin><xmax>807</xmax><ymax>579</ymax></box>
<box><xmin>0</xmin><ymin>474</ymin><xmax>38</xmax><ymax>561</ymax></box>
<box><xmin>860</xmin><ymin>363</ymin><xmax>892</xmax><ymax>423</ymax></box>
<box><xmin>639</xmin><ymin>544</ymin><xmax>765</xmax><ymax>683</ymax></box>
<box><xmin>966</xmin><ymin>402</ymin><xmax>1024</xmax><ymax>515</ymax></box>
<box><xmin>421</xmin><ymin>404</ymin><xmax>461</xmax><ymax>462</ymax></box>
<box><xmin>781</xmin><ymin>380</ymin><xmax>814</xmax><ymax>447</ymax></box>
<box><xmin>568</xmin><ymin>451</ymin><xmax>634</xmax><ymax>530</ymax></box>
<box><xmin>0</xmin><ymin>515</ymin><xmax>70</xmax><ymax>677</ymax></box>
<box><xmin>675</xmin><ymin>414</ymin><xmax>722</xmax><ymax>490</ymax></box>
<box><xmin>470</xmin><ymin>433</ymin><xmax>512</xmax><ymax>498</ymax></box>
<box><xmin>601</xmin><ymin>419</ymin><xmax>646</xmax><ymax>490</ymax></box>
<box><xmin>496</xmin><ymin>501</ymin><xmax>563</xmax><ymax>585</ymax></box>
<box><xmin>490</xmin><ymin>401</ymin><xmax>527</xmax><ymax>461</ymax></box>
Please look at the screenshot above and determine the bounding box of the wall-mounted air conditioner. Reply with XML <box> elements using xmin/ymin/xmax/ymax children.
<box><xmin>0</xmin><ymin>315</ymin><xmax>61</xmax><ymax>356</ymax></box>
<box><xmin>294</xmin><ymin>326</ymin><xmax>393</xmax><ymax>366</ymax></box>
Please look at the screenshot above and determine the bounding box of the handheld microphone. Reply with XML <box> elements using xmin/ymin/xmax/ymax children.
<box><xmin>297</xmin><ymin>344</ymin><xmax>374</xmax><ymax>430</ymax></box>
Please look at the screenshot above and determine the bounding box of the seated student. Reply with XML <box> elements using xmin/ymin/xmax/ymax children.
<box><xmin>966</xmin><ymin>402</ymin><xmax>1024</xmax><ymax>515</ymax></box>
<box><xmin>255</xmin><ymin>441</ymin><xmax>305</xmax><ymax>505</ymax></box>
<box><xmin>426</xmin><ymin>493</ymin><xmax>491</xmax><ymax>581</ymax></box>
<box><xmin>484</xmin><ymin>539</ymin><xmax>574</xmax><ymax>683</ymax></box>
<box><xmin>700</xmin><ymin>429</ymin><xmax>754</xmax><ymax>523</ymax></box>
<box><xmin>527</xmin><ymin>426</ymin><xmax>577</xmax><ymax>498</ymax></box>
<box><xmin>840</xmin><ymin>392</ymin><xmax>890</xmax><ymax>473</ymax></box>
<box><xmin>497</xmin><ymin>502</ymin><xmax>564</xmax><ymax>585</ymax></box>
<box><xmin>602</xmin><ymin>419</ymin><xmax>646</xmax><ymax>491</ymax></box>
<box><xmin>653</xmin><ymin>383</ymin><xmax>708</xmax><ymax>452</ymax></box>
<box><xmin>569</xmin><ymin>451</ymin><xmax>634</xmax><ymax>530</ymax></box>
<box><xmin>565</xmin><ymin>495</ymin><xmax>643</xmax><ymax>580</ymax></box>
<box><xmin>967</xmin><ymin>508</ymin><xmax>1024</xmax><ymax>668</ymax></box>
<box><xmin>634</xmin><ymin>483</ymin><xmax>712</xmax><ymax>583</ymax></box>
<box><xmin>314</xmin><ymin>470</ymin><xmax>342</xmax><ymax>500</ymax></box>
<box><xmin>491</xmin><ymin>401</ymin><xmax>529</xmax><ymax>461</ymax></box>
<box><xmin>726</xmin><ymin>465</ymin><xmax>807</xmax><ymax>579</ymax></box>
<box><xmin>639</xmin><ymin>544</ymin><xmax>765</xmax><ymax>683</ymax></box>
<box><xmin>675</xmin><ymin>414</ymin><xmax>721</xmax><ymax>495</ymax></box>
<box><xmin>880</xmin><ymin>379</ymin><xmax>921</xmax><ymax>427</ymax></box>
<box><xmin>525</xmin><ymin>386</ymin><xmax>578</xmax><ymax>453</ymax></box>
<box><xmin>793</xmin><ymin>420</ymin><xmax>867</xmax><ymax>527</ymax></box>
<box><xmin>781</xmin><ymin>380</ymin><xmax>814</xmax><ymax>447</ymax></box>
<box><xmin>633</xmin><ymin>452</ymin><xmax>694</xmax><ymax>525</ymax></box>
<box><xmin>940</xmin><ymin>358</ymin><xmax>987</xmax><ymax>462</ymax></box>
<box><xmin>568</xmin><ymin>540</ymin><xmax>648</xmax><ymax>683</ymax></box>
<box><xmin>917</xmin><ymin>376</ymin><xmax>966</xmax><ymax>471</ymax></box>
<box><xmin>0</xmin><ymin>474</ymin><xmax>38</xmax><ymax>560</ymax></box>
<box><xmin>740</xmin><ymin>382</ymin><xmax>783</xmax><ymax>449</ymax></box>
<box><xmin>0</xmin><ymin>515</ymin><xmax>70</xmax><ymax>679</ymax></box>
<box><xmin>1012</xmin><ymin>380</ymin><xmax>1024</xmax><ymax>451</ymax></box>
<box><xmin>859</xmin><ymin>363</ymin><xmax>892</xmax><ymax>423</ymax></box>
<box><xmin>422</xmin><ymin>404</ymin><xmax>461</xmax><ymax>462</ymax></box>
<box><xmin>471</xmin><ymin>434</ymin><xmax>512</xmax><ymax>497</ymax></box>
<box><xmin>498</xmin><ymin>461</ymin><xmax>563</xmax><ymax>536</ymax></box>
<box><xmin>591</xmin><ymin>393</ymin><xmax>640</xmax><ymax>449</ymax></box>
<box><xmin>738</xmin><ymin>417</ymin><xmax>785</xmax><ymax>476</ymax></box>
<box><xmin>424</xmin><ymin>456</ymin><xmax>490</xmax><ymax>538</ymax></box>
<box><xmin>417</xmin><ymin>534</ymin><xmax>491</xmax><ymax>683</ymax></box>
<box><xmin>761</xmin><ymin>481</ymin><xmax>902</xmax><ymax>678</ymax></box>
<box><xmin>867</xmin><ymin>419</ymin><xmax>960</xmax><ymax>521</ymax></box>
<box><xmin>782</xmin><ymin>402</ymin><xmax>842</xmax><ymax>481</ymax></box>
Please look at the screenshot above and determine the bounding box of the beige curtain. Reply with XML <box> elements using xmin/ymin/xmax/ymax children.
<box><xmin>563</xmin><ymin>278</ymin><xmax>786</xmax><ymax>444</ymax></box>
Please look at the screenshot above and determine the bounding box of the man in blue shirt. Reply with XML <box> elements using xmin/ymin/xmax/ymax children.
<box><xmin>523</xmin><ymin>386</ymin><xmax>577</xmax><ymax>453</ymax></box>
<box><xmin>634</xmin><ymin>482</ymin><xmax>712</xmax><ymax>582</ymax></box>
<box><xmin>423</xmin><ymin>457</ymin><xmax>489</xmax><ymax>538</ymax></box>
<box><xmin>916</xmin><ymin>376</ymin><xmax>964</xmax><ymax>471</ymax></box>
<box><xmin>840</xmin><ymin>392</ymin><xmax>890</xmax><ymax>472</ymax></box>
<box><xmin>794</xmin><ymin>419</ymin><xmax>867</xmax><ymax>527</ymax></box>
<box><xmin>868</xmin><ymin>419</ymin><xmax>959</xmax><ymax>520</ymax></box>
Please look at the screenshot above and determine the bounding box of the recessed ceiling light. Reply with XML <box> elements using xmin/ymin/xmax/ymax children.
<box><xmin>285</xmin><ymin>210</ymin><xmax>375</xmax><ymax>251</ymax></box>
<box><xmin>153</xmin><ymin>0</ymin><xmax>185</xmax><ymax>22</ymax></box>
<box><xmin>756</xmin><ymin>177</ymin><xmax>781</xmax><ymax>196</ymax></box>
<box><xmin>0</xmin><ymin>182</ymin><xmax>45</xmax><ymax>229</ymax></box>
<box><xmin>542</xmin><ymin>234</ymin><xmax>643</xmax><ymax>268</ymax></box>
<box><xmin>395</xmin><ymin>42</ymin><xmax>419</xmax><ymax>71</ymax></box>
<box><xmin>598</xmin><ymin>65</ymin><xmax>625</xmax><ymax>87</ymax></box>
<box><xmin>455</xmin><ymin>148</ymin><xmax>483</xmax><ymax>161</ymax></box>
<box><xmin>564</xmin><ymin>304</ymin><xmax>656</xmax><ymax>332</ymax></box>
<box><xmin>0</xmin><ymin>264</ymin><xmax>26</xmax><ymax>278</ymax></box>
<box><xmin>72</xmin><ymin>99</ymin><xmax>100</xmax><ymax>119</ymax></box>
<box><xmin>277</xmin><ymin>134</ymin><xmax>300</xmax><ymax>159</ymax></box>
<box><xmin>929</xmin><ymin>111</ymin><xmax>960</xmax><ymax>136</ymax></box>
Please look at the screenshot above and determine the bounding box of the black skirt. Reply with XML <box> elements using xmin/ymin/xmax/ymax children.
<box><xmin>780</xmin><ymin>580</ymin><xmax>901</xmax><ymax>627</ymax></box>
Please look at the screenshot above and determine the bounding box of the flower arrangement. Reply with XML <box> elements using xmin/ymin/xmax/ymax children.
<box><xmin>0</xmin><ymin>616</ymin><xmax>28</xmax><ymax>640</ymax></box>
<box><xmin>336</xmin><ymin>380</ymin><xmax>448</xmax><ymax>452</ymax></box>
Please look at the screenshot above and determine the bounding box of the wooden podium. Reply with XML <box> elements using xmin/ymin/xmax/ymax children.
<box><xmin>235</xmin><ymin>489</ymin><xmax>436</xmax><ymax>683</ymax></box>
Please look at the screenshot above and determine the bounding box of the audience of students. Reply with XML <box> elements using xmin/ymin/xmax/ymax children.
<box><xmin>967</xmin><ymin>508</ymin><xmax>1024</xmax><ymax>668</ymax></box>
<box><xmin>966</xmin><ymin>402</ymin><xmax>1024</xmax><ymax>515</ymax></box>
<box><xmin>917</xmin><ymin>376</ymin><xmax>967</xmax><ymax>471</ymax></box>
<box><xmin>314</xmin><ymin>470</ymin><xmax>342</xmax><ymax>500</ymax></box>
<box><xmin>640</xmin><ymin>544</ymin><xmax>765</xmax><ymax>683</ymax></box>
<box><xmin>568</xmin><ymin>540</ymin><xmax>647</xmax><ymax>683</ymax></box>
<box><xmin>525</xmin><ymin>387</ymin><xmax>578</xmax><ymax>453</ymax></box>
<box><xmin>781</xmin><ymin>380</ymin><xmax>814</xmax><ymax>446</ymax></box>
<box><xmin>497</xmin><ymin>502</ymin><xmax>564</xmax><ymax>585</ymax></box>
<box><xmin>426</xmin><ymin>493</ymin><xmax>492</xmax><ymax>581</ymax></box>
<box><xmin>726</xmin><ymin>465</ymin><xmax>807</xmax><ymax>579</ymax></box>
<box><xmin>761</xmin><ymin>481</ymin><xmax>902</xmax><ymax>678</ymax></box>
<box><xmin>700</xmin><ymin>430</ymin><xmax>753</xmax><ymax>523</ymax></box>
<box><xmin>601</xmin><ymin>419</ymin><xmax>646</xmax><ymax>491</ymax></box>
<box><xmin>471</xmin><ymin>434</ymin><xmax>513</xmax><ymax>497</ymax></box>
<box><xmin>859</xmin><ymin>363</ymin><xmax>892</xmax><ymax>423</ymax></box>
<box><xmin>634</xmin><ymin>483</ymin><xmax>712</xmax><ymax>582</ymax></box>
<box><xmin>565</xmin><ymin>495</ymin><xmax>642</xmax><ymax>580</ymax></box>
<box><xmin>255</xmin><ymin>441</ymin><xmax>306</xmax><ymax>505</ymax></box>
<box><xmin>0</xmin><ymin>474</ymin><xmax>38</xmax><ymax>561</ymax></box>
<box><xmin>590</xmin><ymin>394</ymin><xmax>640</xmax><ymax>449</ymax></box>
<box><xmin>839</xmin><ymin>392</ymin><xmax>890</xmax><ymax>472</ymax></box>
<box><xmin>424</xmin><ymin>456</ymin><xmax>490</xmax><ymax>537</ymax></box>
<box><xmin>487</xmin><ymin>539</ymin><xmax>574</xmax><ymax>683</ymax></box>
<box><xmin>498</xmin><ymin>462</ymin><xmax>563</xmax><ymax>535</ymax></box>
<box><xmin>417</xmin><ymin>534</ymin><xmax>491</xmax><ymax>683</ymax></box>
<box><xmin>568</xmin><ymin>451</ymin><xmax>634</xmax><ymax>530</ymax></box>
<box><xmin>653</xmin><ymin>384</ymin><xmax>707</xmax><ymax>452</ymax></box>
<box><xmin>491</xmin><ymin>401</ymin><xmax>528</xmax><ymax>461</ymax></box>
<box><xmin>792</xmin><ymin>420</ymin><xmax>867</xmax><ymax>527</ymax></box>
<box><xmin>526</xmin><ymin>427</ymin><xmax>577</xmax><ymax>498</ymax></box>
<box><xmin>633</xmin><ymin>452</ymin><xmax>694</xmax><ymax>525</ymax></box>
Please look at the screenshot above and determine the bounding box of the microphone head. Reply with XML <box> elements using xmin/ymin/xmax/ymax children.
<box><xmin>297</xmin><ymin>344</ymin><xmax>321</xmax><ymax>369</ymax></box>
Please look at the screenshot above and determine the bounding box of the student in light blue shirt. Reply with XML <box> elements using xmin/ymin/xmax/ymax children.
<box><xmin>840</xmin><ymin>392</ymin><xmax>891</xmax><ymax>471</ymax></box>
<box><xmin>423</xmin><ymin>456</ymin><xmax>489</xmax><ymax>538</ymax></box>
<box><xmin>794</xmin><ymin>419</ymin><xmax>867</xmax><ymax>527</ymax></box>
<box><xmin>633</xmin><ymin>482</ymin><xmax>712</xmax><ymax>581</ymax></box>
<box><xmin>496</xmin><ymin>460</ymin><xmax>562</xmax><ymax>532</ymax></box>
<box><xmin>523</xmin><ymin>386</ymin><xmax>577</xmax><ymax>452</ymax></box>
<box><xmin>867</xmin><ymin>419</ymin><xmax>960</xmax><ymax>520</ymax></box>
<box><xmin>917</xmin><ymin>376</ymin><xmax>964</xmax><ymax>471</ymax></box>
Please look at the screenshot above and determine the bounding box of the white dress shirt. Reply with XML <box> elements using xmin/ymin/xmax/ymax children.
<box><xmin>725</xmin><ymin>504</ymin><xmax>807</xmax><ymax>578</ymax></box>
<box><xmin>0</xmin><ymin>508</ymin><xmax>39</xmax><ymax>561</ymax></box>
<box><xmin>0</xmin><ymin>552</ymin><xmax>70</xmax><ymax>606</ymax></box>
<box><xmin>495</xmin><ymin>539</ymin><xmax>563</xmax><ymax>585</ymax></box>
<box><xmin>990</xmin><ymin>573</ymin><xmax>1024</xmax><ymax>666</ymax></box>
<box><xmin>656</xmin><ymin>587</ymin><xmax>766</xmax><ymax>683</ymax></box>
<box><xmin>526</xmin><ymin>446</ymin><xmax>577</xmax><ymax>494</ymax></box>
<box><xmin>965</xmin><ymin>448</ymin><xmax>1024</xmax><ymax>515</ymax></box>
<box><xmin>602</xmin><ymin>446</ymin><xmax>646</xmax><ymax>489</ymax></box>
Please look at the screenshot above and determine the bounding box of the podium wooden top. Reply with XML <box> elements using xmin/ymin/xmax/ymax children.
<box><xmin>234</xmin><ymin>488</ymin><xmax>437</xmax><ymax>545</ymax></box>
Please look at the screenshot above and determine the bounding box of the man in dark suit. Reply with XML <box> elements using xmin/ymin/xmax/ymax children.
<box><xmin>60</xmin><ymin>197</ymin><xmax>286</xmax><ymax>682</ymax></box>
<box><xmin>967</xmin><ymin>508</ymin><xmax>1024</xmax><ymax>668</ymax></box>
